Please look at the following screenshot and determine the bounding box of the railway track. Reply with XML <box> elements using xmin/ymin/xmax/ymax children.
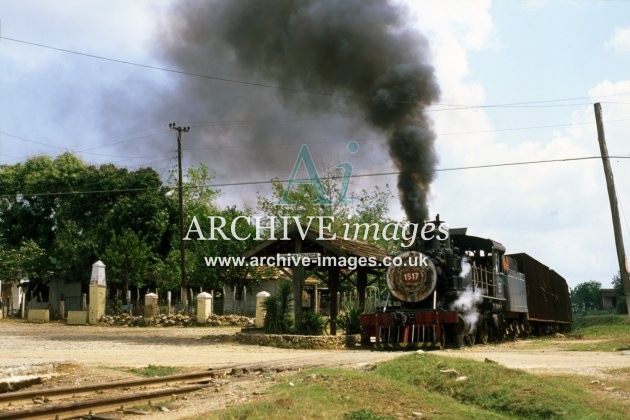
<box><xmin>0</xmin><ymin>362</ymin><xmax>292</xmax><ymax>419</ymax></box>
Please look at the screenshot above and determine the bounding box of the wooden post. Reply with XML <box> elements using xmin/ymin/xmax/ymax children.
<box><xmin>314</xmin><ymin>282</ymin><xmax>319</xmax><ymax>313</ymax></box>
<box><xmin>357</xmin><ymin>268</ymin><xmax>368</xmax><ymax>312</ymax></box>
<box><xmin>328</xmin><ymin>266</ymin><xmax>339</xmax><ymax>336</ymax></box>
<box><xmin>293</xmin><ymin>237</ymin><xmax>304</xmax><ymax>330</ymax></box>
<box><xmin>20</xmin><ymin>289</ymin><xmax>26</xmax><ymax>319</ymax></box>
<box><xmin>594</xmin><ymin>103</ymin><xmax>630</xmax><ymax>316</ymax></box>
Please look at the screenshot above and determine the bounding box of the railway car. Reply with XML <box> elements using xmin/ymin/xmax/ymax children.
<box><xmin>359</xmin><ymin>217</ymin><xmax>571</xmax><ymax>348</ymax></box>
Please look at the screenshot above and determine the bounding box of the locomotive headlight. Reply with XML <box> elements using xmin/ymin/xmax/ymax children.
<box><xmin>386</xmin><ymin>251</ymin><xmax>437</xmax><ymax>303</ymax></box>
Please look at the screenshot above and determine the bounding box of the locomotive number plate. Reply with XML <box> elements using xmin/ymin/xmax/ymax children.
<box><xmin>387</xmin><ymin>251</ymin><xmax>437</xmax><ymax>303</ymax></box>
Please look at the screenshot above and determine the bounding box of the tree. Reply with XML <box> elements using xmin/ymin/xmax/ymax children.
<box><xmin>612</xmin><ymin>272</ymin><xmax>628</xmax><ymax>314</ymax></box>
<box><xmin>0</xmin><ymin>240</ymin><xmax>47</xmax><ymax>285</ymax></box>
<box><xmin>0</xmin><ymin>153</ymin><xmax>173</xmax><ymax>292</ymax></box>
<box><xmin>571</xmin><ymin>281</ymin><xmax>602</xmax><ymax>312</ymax></box>
<box><xmin>186</xmin><ymin>206</ymin><xmax>257</xmax><ymax>291</ymax></box>
<box><xmin>104</xmin><ymin>229</ymin><xmax>154</xmax><ymax>301</ymax></box>
<box><xmin>258</xmin><ymin>175</ymin><xmax>396</xmax><ymax>247</ymax></box>
<box><xmin>163</xmin><ymin>164</ymin><xmax>258</xmax><ymax>293</ymax></box>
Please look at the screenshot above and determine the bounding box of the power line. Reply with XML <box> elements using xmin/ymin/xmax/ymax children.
<box><xmin>201</xmin><ymin>155</ymin><xmax>630</xmax><ymax>188</ymax></box>
<box><xmin>75</xmin><ymin>129</ymin><xmax>171</xmax><ymax>152</ymax></box>
<box><xmin>0</xmin><ymin>35</ymin><xmax>343</xmax><ymax>98</ymax></box>
<box><xmin>7</xmin><ymin>115</ymin><xmax>630</xmax><ymax>157</ymax></box>
<box><xmin>0</xmin><ymin>130</ymin><xmax>70</xmax><ymax>151</ymax></box>
<box><xmin>3</xmin><ymin>35</ymin><xmax>630</xmax><ymax>109</ymax></box>
<box><xmin>0</xmin><ymin>129</ymin><xmax>174</xmax><ymax>160</ymax></box>
<box><xmin>2</xmin><ymin>155</ymin><xmax>628</xmax><ymax>199</ymax></box>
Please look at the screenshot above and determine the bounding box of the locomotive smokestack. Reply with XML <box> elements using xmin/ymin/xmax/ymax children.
<box><xmin>160</xmin><ymin>0</ymin><xmax>439</xmax><ymax>219</ymax></box>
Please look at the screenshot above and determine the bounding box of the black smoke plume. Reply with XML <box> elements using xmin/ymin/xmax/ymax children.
<box><xmin>160</xmin><ymin>0</ymin><xmax>439</xmax><ymax>222</ymax></box>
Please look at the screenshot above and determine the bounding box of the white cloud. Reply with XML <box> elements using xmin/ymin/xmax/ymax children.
<box><xmin>588</xmin><ymin>80</ymin><xmax>630</xmax><ymax>155</ymax></box>
<box><xmin>606</xmin><ymin>27</ymin><xmax>630</xmax><ymax>53</ymax></box>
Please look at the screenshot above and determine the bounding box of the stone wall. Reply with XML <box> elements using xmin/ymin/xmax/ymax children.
<box><xmin>235</xmin><ymin>332</ymin><xmax>361</xmax><ymax>349</ymax></box>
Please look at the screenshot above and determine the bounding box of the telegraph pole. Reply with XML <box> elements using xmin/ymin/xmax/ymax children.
<box><xmin>170</xmin><ymin>123</ymin><xmax>190</xmax><ymax>307</ymax></box>
<box><xmin>594</xmin><ymin>103</ymin><xmax>630</xmax><ymax>316</ymax></box>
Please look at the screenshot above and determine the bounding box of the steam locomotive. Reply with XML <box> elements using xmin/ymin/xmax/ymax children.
<box><xmin>359</xmin><ymin>217</ymin><xmax>572</xmax><ymax>348</ymax></box>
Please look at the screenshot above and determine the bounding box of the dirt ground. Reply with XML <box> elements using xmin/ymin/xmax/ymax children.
<box><xmin>2</xmin><ymin>319</ymin><xmax>629</xmax><ymax>374</ymax></box>
<box><xmin>2</xmin><ymin>319</ymin><xmax>630</xmax><ymax>418</ymax></box>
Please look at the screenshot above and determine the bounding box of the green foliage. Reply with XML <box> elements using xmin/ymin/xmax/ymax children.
<box><xmin>571</xmin><ymin>280</ymin><xmax>602</xmax><ymax>312</ymax></box>
<box><xmin>568</xmin><ymin>314</ymin><xmax>630</xmax><ymax>350</ymax></box>
<box><xmin>0</xmin><ymin>155</ymin><xmax>259</xmax><ymax>299</ymax></box>
<box><xmin>104</xmin><ymin>229</ymin><xmax>154</xmax><ymax>296</ymax></box>
<box><xmin>297</xmin><ymin>310</ymin><xmax>327</xmax><ymax>335</ymax></box>
<box><xmin>257</xmin><ymin>178</ymin><xmax>349</xmax><ymax>234</ymax></box>
<box><xmin>336</xmin><ymin>301</ymin><xmax>362</xmax><ymax>334</ymax></box>
<box><xmin>612</xmin><ymin>272</ymin><xmax>628</xmax><ymax>314</ymax></box>
<box><xmin>127</xmin><ymin>365</ymin><xmax>182</xmax><ymax>377</ymax></box>
<box><xmin>0</xmin><ymin>240</ymin><xmax>47</xmax><ymax>284</ymax></box>
<box><xmin>257</xmin><ymin>178</ymin><xmax>395</xmax><ymax>248</ymax></box>
<box><xmin>344</xmin><ymin>408</ymin><xmax>394</xmax><ymax>420</ymax></box>
<box><xmin>572</xmin><ymin>313</ymin><xmax>628</xmax><ymax>330</ymax></box>
<box><xmin>187</xmin><ymin>206</ymin><xmax>256</xmax><ymax>291</ymax></box>
<box><xmin>263</xmin><ymin>281</ymin><xmax>293</xmax><ymax>334</ymax></box>
<box><xmin>0</xmin><ymin>153</ymin><xmax>172</xmax><ymax>290</ymax></box>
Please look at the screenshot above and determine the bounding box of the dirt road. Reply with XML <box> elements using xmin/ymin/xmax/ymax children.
<box><xmin>0</xmin><ymin>320</ymin><xmax>403</xmax><ymax>369</ymax></box>
<box><xmin>2</xmin><ymin>320</ymin><xmax>629</xmax><ymax>375</ymax></box>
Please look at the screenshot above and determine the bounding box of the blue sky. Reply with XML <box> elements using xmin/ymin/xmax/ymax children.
<box><xmin>1</xmin><ymin>0</ymin><xmax>629</xmax><ymax>289</ymax></box>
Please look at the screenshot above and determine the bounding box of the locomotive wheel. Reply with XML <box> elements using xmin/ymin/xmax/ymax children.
<box><xmin>455</xmin><ymin>334</ymin><xmax>465</xmax><ymax>348</ymax></box>
<box><xmin>477</xmin><ymin>320</ymin><xmax>489</xmax><ymax>345</ymax></box>
<box><xmin>445</xmin><ymin>324</ymin><xmax>465</xmax><ymax>349</ymax></box>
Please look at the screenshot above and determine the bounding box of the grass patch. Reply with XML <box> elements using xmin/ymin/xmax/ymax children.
<box><xmin>127</xmin><ymin>365</ymin><xmax>182</xmax><ymax>377</ymax></box>
<box><xmin>565</xmin><ymin>340</ymin><xmax>630</xmax><ymax>352</ymax></box>
<box><xmin>521</xmin><ymin>314</ymin><xmax>630</xmax><ymax>352</ymax></box>
<box><xmin>376</xmin><ymin>353</ymin><xmax>627</xmax><ymax>418</ymax></box>
<box><xmin>571</xmin><ymin>314</ymin><xmax>629</xmax><ymax>331</ymax></box>
<box><xmin>564</xmin><ymin>314</ymin><xmax>630</xmax><ymax>351</ymax></box>
<box><xmin>212</xmin><ymin>353</ymin><xmax>628</xmax><ymax>419</ymax></box>
<box><xmin>213</xmin><ymin>366</ymin><xmax>502</xmax><ymax>419</ymax></box>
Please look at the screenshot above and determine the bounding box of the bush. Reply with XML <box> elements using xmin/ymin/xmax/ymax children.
<box><xmin>617</xmin><ymin>296</ymin><xmax>628</xmax><ymax>314</ymax></box>
<box><xmin>337</xmin><ymin>301</ymin><xmax>362</xmax><ymax>334</ymax></box>
<box><xmin>298</xmin><ymin>310</ymin><xmax>327</xmax><ymax>335</ymax></box>
<box><xmin>263</xmin><ymin>280</ymin><xmax>293</xmax><ymax>334</ymax></box>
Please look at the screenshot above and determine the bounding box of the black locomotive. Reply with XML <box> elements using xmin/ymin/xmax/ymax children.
<box><xmin>359</xmin><ymin>217</ymin><xmax>572</xmax><ymax>348</ymax></box>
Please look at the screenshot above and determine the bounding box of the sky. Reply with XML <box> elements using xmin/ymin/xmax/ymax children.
<box><xmin>1</xmin><ymin>0</ymin><xmax>629</xmax><ymax>289</ymax></box>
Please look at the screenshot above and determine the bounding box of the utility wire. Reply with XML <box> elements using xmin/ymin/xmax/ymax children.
<box><xmin>3</xmin><ymin>35</ymin><xmax>630</xmax><ymax>108</ymax></box>
<box><xmin>5</xmin><ymin>115</ymin><xmax>630</xmax><ymax>158</ymax></box>
<box><xmin>0</xmin><ymin>129</ymin><xmax>173</xmax><ymax>160</ymax></box>
<box><xmin>2</xmin><ymin>155</ymin><xmax>628</xmax><ymax>199</ymax></box>
<box><xmin>0</xmin><ymin>35</ymin><xmax>344</xmax><ymax>98</ymax></box>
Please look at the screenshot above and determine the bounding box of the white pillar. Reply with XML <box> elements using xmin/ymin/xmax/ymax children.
<box><xmin>197</xmin><ymin>292</ymin><xmax>213</xmax><ymax>324</ymax></box>
<box><xmin>255</xmin><ymin>291</ymin><xmax>270</xmax><ymax>328</ymax></box>
<box><xmin>89</xmin><ymin>260</ymin><xmax>107</xmax><ymax>324</ymax></box>
<box><xmin>144</xmin><ymin>292</ymin><xmax>158</xmax><ymax>318</ymax></box>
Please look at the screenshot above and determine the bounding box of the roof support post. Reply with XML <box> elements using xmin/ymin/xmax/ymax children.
<box><xmin>357</xmin><ymin>267</ymin><xmax>368</xmax><ymax>312</ymax></box>
<box><xmin>293</xmin><ymin>237</ymin><xmax>304</xmax><ymax>331</ymax></box>
<box><xmin>328</xmin><ymin>266</ymin><xmax>339</xmax><ymax>336</ymax></box>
